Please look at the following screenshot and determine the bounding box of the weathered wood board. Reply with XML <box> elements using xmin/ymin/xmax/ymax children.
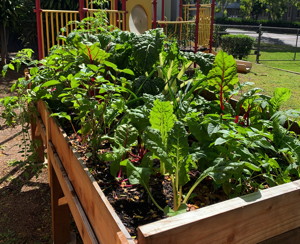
<box><xmin>138</xmin><ymin>180</ymin><xmax>300</xmax><ymax>243</ymax></box>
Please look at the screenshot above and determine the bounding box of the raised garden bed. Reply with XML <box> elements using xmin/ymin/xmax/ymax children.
<box><xmin>2</xmin><ymin>20</ymin><xmax>300</xmax><ymax>243</ymax></box>
<box><xmin>34</xmin><ymin>99</ymin><xmax>300</xmax><ymax>243</ymax></box>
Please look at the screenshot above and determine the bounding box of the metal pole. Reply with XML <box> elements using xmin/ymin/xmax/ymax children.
<box><xmin>79</xmin><ymin>0</ymin><xmax>88</xmax><ymax>21</ymax></box>
<box><xmin>256</xmin><ymin>24</ymin><xmax>262</xmax><ymax>64</ymax></box>
<box><xmin>161</xmin><ymin>0</ymin><xmax>165</xmax><ymax>21</ymax></box>
<box><xmin>179</xmin><ymin>0</ymin><xmax>183</xmax><ymax>19</ymax></box>
<box><xmin>294</xmin><ymin>29</ymin><xmax>299</xmax><ymax>61</ymax></box>
<box><xmin>153</xmin><ymin>0</ymin><xmax>157</xmax><ymax>29</ymax></box>
<box><xmin>209</xmin><ymin>0</ymin><xmax>216</xmax><ymax>53</ymax></box>
<box><xmin>34</xmin><ymin>0</ymin><xmax>44</xmax><ymax>60</ymax></box>
<box><xmin>194</xmin><ymin>0</ymin><xmax>201</xmax><ymax>53</ymax></box>
<box><xmin>122</xmin><ymin>0</ymin><xmax>126</xmax><ymax>31</ymax></box>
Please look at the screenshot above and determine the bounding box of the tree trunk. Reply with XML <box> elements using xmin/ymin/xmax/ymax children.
<box><xmin>0</xmin><ymin>23</ymin><xmax>9</xmax><ymax>66</ymax></box>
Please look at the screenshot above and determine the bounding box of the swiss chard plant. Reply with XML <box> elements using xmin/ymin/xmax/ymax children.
<box><xmin>2</xmin><ymin>13</ymin><xmax>300</xmax><ymax>221</ymax></box>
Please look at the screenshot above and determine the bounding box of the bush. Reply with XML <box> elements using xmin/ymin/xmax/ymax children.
<box><xmin>220</xmin><ymin>34</ymin><xmax>254</xmax><ymax>59</ymax></box>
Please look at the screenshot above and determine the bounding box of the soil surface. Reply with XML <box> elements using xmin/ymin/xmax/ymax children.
<box><xmin>0</xmin><ymin>70</ymin><xmax>52</xmax><ymax>243</ymax></box>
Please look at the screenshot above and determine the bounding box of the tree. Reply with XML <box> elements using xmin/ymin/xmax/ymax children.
<box><xmin>260</xmin><ymin>0</ymin><xmax>289</xmax><ymax>20</ymax></box>
<box><xmin>0</xmin><ymin>0</ymin><xmax>80</xmax><ymax>65</ymax></box>
<box><xmin>0</xmin><ymin>0</ymin><xmax>20</xmax><ymax>65</ymax></box>
<box><xmin>216</xmin><ymin>0</ymin><xmax>237</xmax><ymax>17</ymax></box>
<box><xmin>240</xmin><ymin>0</ymin><xmax>267</xmax><ymax>20</ymax></box>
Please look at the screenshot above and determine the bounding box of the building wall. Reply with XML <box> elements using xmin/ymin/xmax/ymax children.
<box><xmin>157</xmin><ymin>0</ymin><xmax>177</xmax><ymax>21</ymax></box>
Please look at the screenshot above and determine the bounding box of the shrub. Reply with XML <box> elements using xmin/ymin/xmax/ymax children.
<box><xmin>220</xmin><ymin>34</ymin><xmax>254</xmax><ymax>59</ymax></box>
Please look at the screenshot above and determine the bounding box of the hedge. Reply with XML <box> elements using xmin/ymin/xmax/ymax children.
<box><xmin>220</xmin><ymin>34</ymin><xmax>255</xmax><ymax>59</ymax></box>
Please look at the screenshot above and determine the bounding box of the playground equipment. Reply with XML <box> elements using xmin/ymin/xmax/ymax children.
<box><xmin>35</xmin><ymin>0</ymin><xmax>215</xmax><ymax>59</ymax></box>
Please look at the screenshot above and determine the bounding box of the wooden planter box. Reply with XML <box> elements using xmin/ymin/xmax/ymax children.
<box><xmin>33</xmin><ymin>100</ymin><xmax>300</xmax><ymax>244</ymax></box>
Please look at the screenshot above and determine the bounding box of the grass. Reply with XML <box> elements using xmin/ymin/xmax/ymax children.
<box><xmin>236</xmin><ymin>43</ymin><xmax>300</xmax><ymax>111</ymax></box>
<box><xmin>238</xmin><ymin>62</ymin><xmax>300</xmax><ymax>111</ymax></box>
<box><xmin>248</xmin><ymin>43</ymin><xmax>300</xmax><ymax>73</ymax></box>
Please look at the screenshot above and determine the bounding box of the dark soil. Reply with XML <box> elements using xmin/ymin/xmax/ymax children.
<box><xmin>68</xmin><ymin>134</ymin><xmax>229</xmax><ymax>239</ymax></box>
<box><xmin>0</xmin><ymin>70</ymin><xmax>52</xmax><ymax>243</ymax></box>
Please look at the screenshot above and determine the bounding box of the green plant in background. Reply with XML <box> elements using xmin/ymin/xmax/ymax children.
<box><xmin>182</xmin><ymin>51</ymin><xmax>215</xmax><ymax>76</ymax></box>
<box><xmin>2</xmin><ymin>12</ymin><xmax>300</xmax><ymax>219</ymax></box>
<box><xmin>221</xmin><ymin>34</ymin><xmax>255</xmax><ymax>59</ymax></box>
<box><xmin>207</xmin><ymin>50</ymin><xmax>238</xmax><ymax>112</ymax></box>
<box><xmin>0</xmin><ymin>49</ymin><xmax>42</xmax><ymax>165</ymax></box>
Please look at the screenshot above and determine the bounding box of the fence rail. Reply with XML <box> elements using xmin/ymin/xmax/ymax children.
<box><xmin>39</xmin><ymin>9</ymin><xmax>127</xmax><ymax>57</ymax></box>
<box><xmin>215</xmin><ymin>24</ymin><xmax>300</xmax><ymax>63</ymax></box>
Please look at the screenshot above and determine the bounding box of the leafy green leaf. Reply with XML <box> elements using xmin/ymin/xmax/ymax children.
<box><xmin>132</xmin><ymin>29</ymin><xmax>165</xmax><ymax>74</ymax></box>
<box><xmin>114</xmin><ymin>124</ymin><xmax>138</xmax><ymax>148</ymax></box>
<box><xmin>207</xmin><ymin>51</ymin><xmax>238</xmax><ymax>110</ymax></box>
<box><xmin>167</xmin><ymin>122</ymin><xmax>191</xmax><ymax>186</ymax></box>
<box><xmin>122</xmin><ymin>160</ymin><xmax>152</xmax><ymax>186</ymax></box>
<box><xmin>215</xmin><ymin>137</ymin><xmax>227</xmax><ymax>145</ymax></box>
<box><xmin>149</xmin><ymin>100</ymin><xmax>176</xmax><ymax>146</ymax></box>
<box><xmin>163</xmin><ymin>204</ymin><xmax>186</xmax><ymax>217</ymax></box>
<box><xmin>270</xmin><ymin>87</ymin><xmax>291</xmax><ymax>111</ymax></box>
<box><xmin>41</xmin><ymin>80</ymin><xmax>61</xmax><ymax>88</ymax></box>
<box><xmin>50</xmin><ymin>112</ymin><xmax>71</xmax><ymax>121</ymax></box>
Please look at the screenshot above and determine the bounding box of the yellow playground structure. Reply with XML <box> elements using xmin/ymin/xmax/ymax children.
<box><xmin>35</xmin><ymin>0</ymin><xmax>215</xmax><ymax>59</ymax></box>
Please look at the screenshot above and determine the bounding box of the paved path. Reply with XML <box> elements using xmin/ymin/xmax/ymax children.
<box><xmin>227</xmin><ymin>28</ymin><xmax>300</xmax><ymax>47</ymax></box>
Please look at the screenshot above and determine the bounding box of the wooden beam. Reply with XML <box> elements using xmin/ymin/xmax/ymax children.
<box><xmin>49</xmin><ymin>162</ymin><xmax>71</xmax><ymax>244</ymax></box>
<box><xmin>138</xmin><ymin>180</ymin><xmax>300</xmax><ymax>243</ymax></box>
<box><xmin>48</xmin><ymin>141</ymin><xmax>99</xmax><ymax>244</ymax></box>
<box><xmin>58</xmin><ymin>196</ymin><xmax>68</xmax><ymax>206</ymax></box>
<box><xmin>45</xmin><ymin>113</ymin><xmax>134</xmax><ymax>244</ymax></box>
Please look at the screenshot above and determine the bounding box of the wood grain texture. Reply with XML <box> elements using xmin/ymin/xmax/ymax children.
<box><xmin>37</xmin><ymin>100</ymin><xmax>134</xmax><ymax>244</ymax></box>
<box><xmin>48</xmin><ymin>141</ymin><xmax>98</xmax><ymax>244</ymax></box>
<box><xmin>138</xmin><ymin>180</ymin><xmax>300</xmax><ymax>244</ymax></box>
<box><xmin>259</xmin><ymin>227</ymin><xmax>300</xmax><ymax>244</ymax></box>
<box><xmin>49</xmin><ymin>160</ymin><xmax>71</xmax><ymax>244</ymax></box>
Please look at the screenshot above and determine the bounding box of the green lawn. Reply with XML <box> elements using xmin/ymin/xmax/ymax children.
<box><xmin>238</xmin><ymin>62</ymin><xmax>300</xmax><ymax>111</ymax></box>
<box><xmin>236</xmin><ymin>43</ymin><xmax>300</xmax><ymax>111</ymax></box>
<box><xmin>248</xmin><ymin>43</ymin><xmax>300</xmax><ymax>73</ymax></box>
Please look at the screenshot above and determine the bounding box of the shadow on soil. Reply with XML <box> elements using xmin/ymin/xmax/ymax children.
<box><xmin>0</xmin><ymin>161</ymin><xmax>52</xmax><ymax>243</ymax></box>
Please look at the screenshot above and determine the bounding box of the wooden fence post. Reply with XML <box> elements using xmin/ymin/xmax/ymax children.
<box><xmin>294</xmin><ymin>29</ymin><xmax>299</xmax><ymax>61</ymax></box>
<box><xmin>256</xmin><ymin>24</ymin><xmax>262</xmax><ymax>63</ymax></box>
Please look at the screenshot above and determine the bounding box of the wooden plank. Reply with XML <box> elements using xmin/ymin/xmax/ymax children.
<box><xmin>36</xmin><ymin>117</ymin><xmax>47</xmax><ymax>146</ymax></box>
<box><xmin>37</xmin><ymin>100</ymin><xmax>50</xmax><ymax>127</ymax></box>
<box><xmin>47</xmin><ymin>115</ymin><xmax>134</xmax><ymax>244</ymax></box>
<box><xmin>259</xmin><ymin>227</ymin><xmax>300</xmax><ymax>244</ymax></box>
<box><xmin>58</xmin><ymin>196</ymin><xmax>68</xmax><ymax>206</ymax></box>
<box><xmin>236</xmin><ymin>60</ymin><xmax>252</xmax><ymax>69</ymax></box>
<box><xmin>49</xmin><ymin>161</ymin><xmax>71</xmax><ymax>243</ymax></box>
<box><xmin>138</xmin><ymin>180</ymin><xmax>300</xmax><ymax>244</ymax></box>
<box><xmin>48</xmin><ymin>141</ymin><xmax>99</xmax><ymax>244</ymax></box>
<box><xmin>237</xmin><ymin>63</ymin><xmax>250</xmax><ymax>73</ymax></box>
<box><xmin>31</xmin><ymin>115</ymin><xmax>45</xmax><ymax>163</ymax></box>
